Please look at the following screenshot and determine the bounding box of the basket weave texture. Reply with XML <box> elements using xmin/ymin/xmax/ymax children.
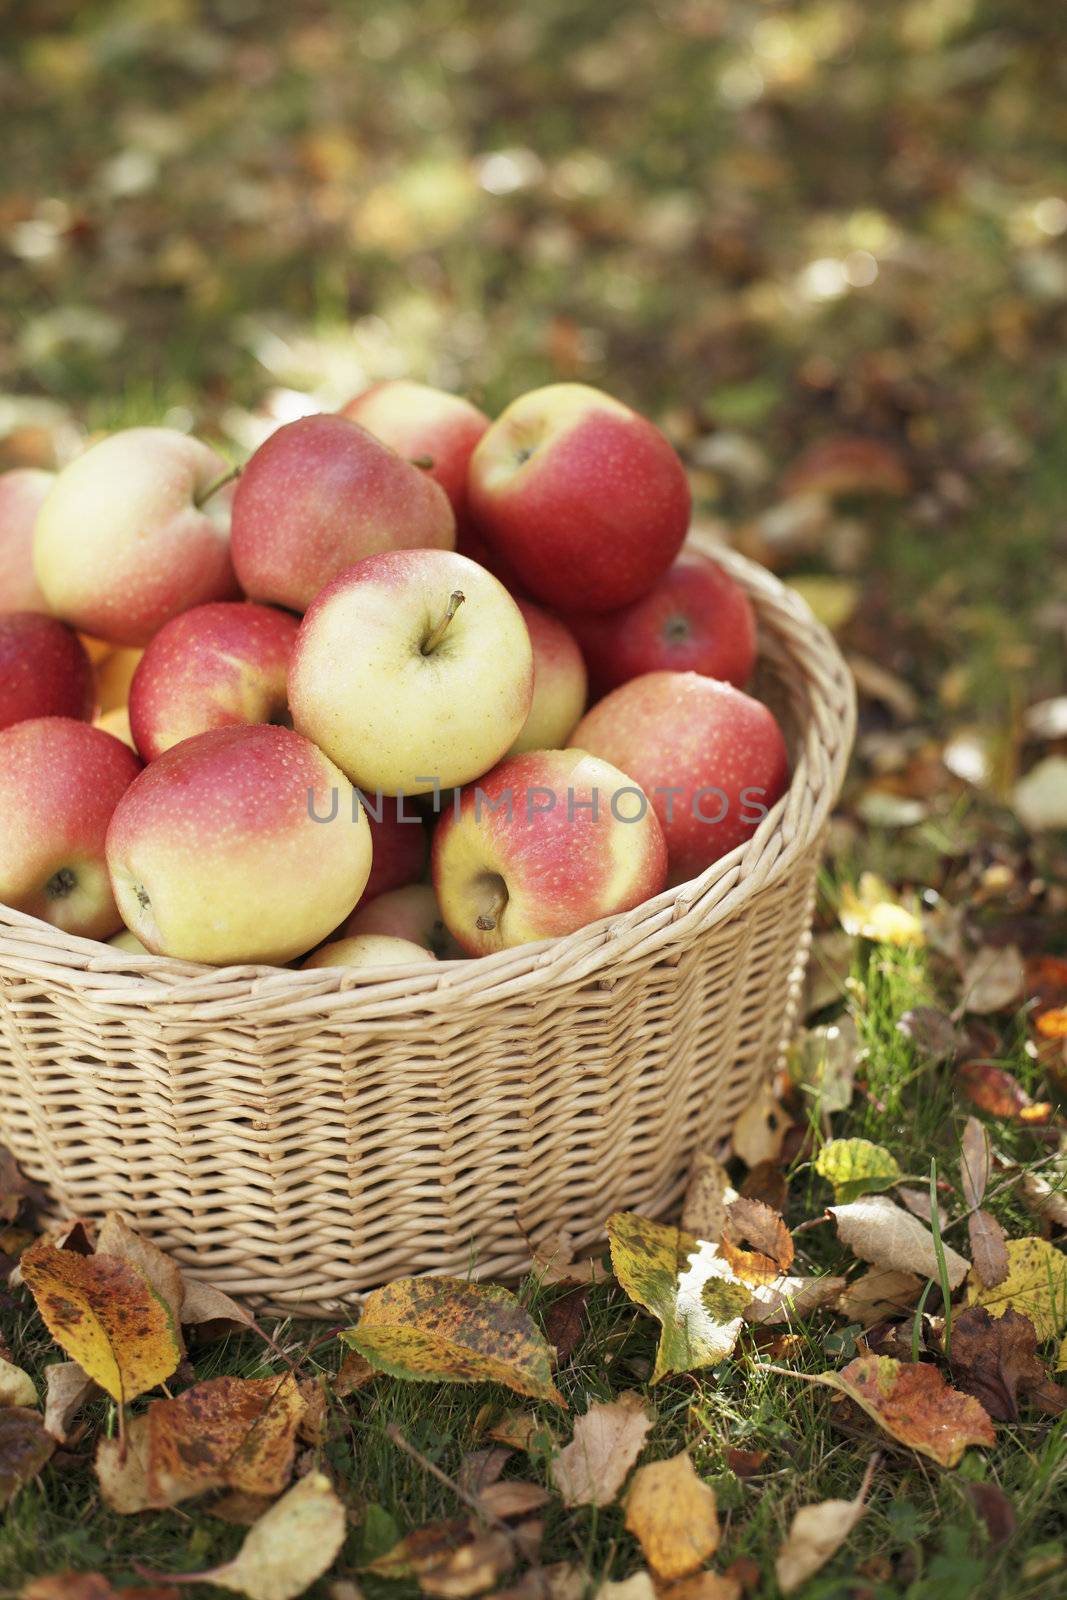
<box><xmin>0</xmin><ymin>541</ymin><xmax>854</xmax><ymax>1315</ymax></box>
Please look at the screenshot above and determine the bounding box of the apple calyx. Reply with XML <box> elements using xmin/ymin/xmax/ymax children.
<box><xmin>421</xmin><ymin>590</ymin><xmax>466</xmax><ymax>656</ymax></box>
<box><xmin>194</xmin><ymin>463</ymin><xmax>242</xmax><ymax>509</ymax></box>
<box><xmin>663</xmin><ymin>613</ymin><xmax>691</xmax><ymax>644</ymax></box>
<box><xmin>45</xmin><ymin>867</ymin><xmax>77</xmax><ymax>900</ymax></box>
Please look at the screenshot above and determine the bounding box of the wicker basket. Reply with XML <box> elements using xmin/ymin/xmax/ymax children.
<box><xmin>0</xmin><ymin>539</ymin><xmax>854</xmax><ymax>1316</ymax></box>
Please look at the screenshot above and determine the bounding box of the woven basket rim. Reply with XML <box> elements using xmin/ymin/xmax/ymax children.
<box><xmin>0</xmin><ymin>537</ymin><xmax>855</xmax><ymax>1011</ymax></box>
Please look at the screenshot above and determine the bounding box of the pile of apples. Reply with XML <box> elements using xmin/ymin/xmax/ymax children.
<box><xmin>0</xmin><ymin>382</ymin><xmax>789</xmax><ymax>971</ymax></box>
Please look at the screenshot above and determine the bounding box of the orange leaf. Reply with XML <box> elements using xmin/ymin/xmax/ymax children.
<box><xmin>1036</xmin><ymin>1008</ymin><xmax>1067</xmax><ymax>1040</ymax></box>
<box><xmin>957</xmin><ymin>1062</ymin><xmax>1051</xmax><ymax>1123</ymax></box>
<box><xmin>834</xmin><ymin>1355</ymin><xmax>994</xmax><ymax>1467</ymax></box>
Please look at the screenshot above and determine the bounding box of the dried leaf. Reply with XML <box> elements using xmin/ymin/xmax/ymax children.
<box><xmin>1014</xmin><ymin>756</ymin><xmax>1067</xmax><ymax>832</ymax></box>
<box><xmin>343</xmin><ymin>1277</ymin><xmax>563</xmax><ymax>1404</ymax></box>
<box><xmin>551</xmin><ymin>1391</ymin><xmax>653</xmax><ymax>1507</ymax></box>
<box><xmin>624</xmin><ymin>1452</ymin><xmax>719</xmax><ymax>1579</ymax></box>
<box><xmin>0</xmin><ymin>1406</ymin><xmax>54</xmax><ymax>1506</ymax></box>
<box><xmin>966</xmin><ymin>1237</ymin><xmax>1067</xmax><ymax>1340</ymax></box>
<box><xmin>191</xmin><ymin>1471</ymin><xmax>347</xmax><ymax>1600</ymax></box>
<box><xmin>774</xmin><ymin>1457</ymin><xmax>876</xmax><ymax>1594</ymax></box>
<box><xmin>896</xmin><ymin>1187</ymin><xmax>947</xmax><ymax>1228</ymax></box>
<box><xmin>896</xmin><ymin>1008</ymin><xmax>965</xmax><ymax>1062</ymax></box>
<box><xmin>335</xmin><ymin>1348</ymin><xmax>377</xmax><ymax>1397</ymax></box>
<box><xmin>210</xmin><ymin>1491</ymin><xmax>279</xmax><ymax>1526</ymax></box>
<box><xmin>965</xmin><ymin>1481</ymin><xmax>1017</xmax><ymax>1548</ymax></box>
<box><xmin>822</xmin><ymin>1356</ymin><xmax>994</xmax><ymax>1466</ymax></box>
<box><xmin>24</xmin><ymin>1577</ymin><xmax>178</xmax><ymax>1600</ymax></box>
<box><xmin>743</xmin><ymin>1273</ymin><xmax>847</xmax><ymax>1325</ymax></box>
<box><xmin>532</xmin><ymin>1230</ymin><xmax>604</xmax><ymax>1287</ymax></box>
<box><xmin>543</xmin><ymin>1286</ymin><xmax>589</xmax><ymax>1367</ymax></box>
<box><xmin>834</xmin><ymin>1268</ymin><xmax>924</xmax><ymax>1326</ymax></box>
<box><xmin>681</xmin><ymin>1153</ymin><xmax>734</xmax><ymax>1243</ymax></box>
<box><xmin>180</xmin><ymin>1276</ymin><xmax>255</xmax><ymax>1340</ymax></box>
<box><xmin>607</xmin><ymin>1213</ymin><xmax>749</xmax><ymax>1381</ymax></box>
<box><xmin>367</xmin><ymin>1518</ymin><xmax>474</xmax><ymax>1579</ymax></box>
<box><xmin>839</xmin><ymin>875</ymin><xmax>923</xmax><ymax>946</ymax></box>
<box><xmin>960</xmin><ymin>1118</ymin><xmax>990</xmax><ymax>1211</ymax></box>
<box><xmin>782</xmin><ymin>437</ymin><xmax>910</xmax><ymax>498</ymax></box>
<box><xmin>594</xmin><ymin>1574</ymin><xmax>656</xmax><ymax>1600</ymax></box>
<box><xmin>949</xmin><ymin>1306</ymin><xmax>1067</xmax><ymax>1421</ymax></box>
<box><xmin>651</xmin><ymin>1574</ymin><xmax>741</xmax><ymax>1600</ymax></box>
<box><xmin>0</xmin><ymin>1144</ymin><xmax>40</xmax><ymax>1223</ymax></box>
<box><xmin>21</xmin><ymin>1239</ymin><xmax>180</xmax><ymax>1404</ymax></box>
<box><xmin>815</xmin><ymin>1139</ymin><xmax>902</xmax><ymax>1203</ymax></box>
<box><xmin>1019</xmin><ymin>1170</ymin><xmax>1067</xmax><ymax>1229</ymax></box>
<box><xmin>418</xmin><ymin>1530</ymin><xmax>517</xmax><ymax>1596</ymax></box>
<box><xmin>492</xmin><ymin>1563</ymin><xmax>586</xmax><ymax>1600</ymax></box>
<box><xmin>477</xmin><ymin>1481</ymin><xmax>550</xmax><ymax>1520</ymax></box>
<box><xmin>96</xmin><ymin>1413</ymin><xmax>154</xmax><ymax>1514</ymax></box>
<box><xmin>957</xmin><ymin>1061</ymin><xmax>1051</xmax><ymax>1123</ymax></box>
<box><xmin>720</xmin><ymin>1199</ymin><xmax>794</xmax><ymax>1284</ymax></box>
<box><xmin>147</xmin><ymin>1375</ymin><xmax>305</xmax><ymax>1504</ymax></box>
<box><xmin>960</xmin><ymin>945</ymin><xmax>1025</xmax><ymax>1015</ymax></box>
<box><xmin>830</xmin><ymin>1195</ymin><xmax>969</xmax><ymax>1289</ymax></box>
<box><xmin>968</xmin><ymin>1210</ymin><xmax>1010</xmax><ymax>1290</ymax></box>
<box><xmin>730</xmin><ymin>1084</ymin><xmax>791</xmax><ymax>1167</ymax></box>
<box><xmin>0</xmin><ymin>1356</ymin><xmax>36</xmax><ymax>1407</ymax></box>
<box><xmin>43</xmin><ymin>1360</ymin><xmax>98</xmax><ymax>1443</ymax></box>
<box><xmin>96</xmin><ymin>1212</ymin><xmax>185</xmax><ymax>1350</ymax></box>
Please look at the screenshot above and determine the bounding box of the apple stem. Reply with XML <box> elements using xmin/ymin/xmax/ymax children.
<box><xmin>422</xmin><ymin>590</ymin><xmax>466</xmax><ymax>655</ymax></box>
<box><xmin>195</xmin><ymin>463</ymin><xmax>242</xmax><ymax>508</ymax></box>
<box><xmin>410</xmin><ymin>454</ymin><xmax>436</xmax><ymax>470</ymax></box>
<box><xmin>476</xmin><ymin>886</ymin><xmax>508</xmax><ymax>933</ymax></box>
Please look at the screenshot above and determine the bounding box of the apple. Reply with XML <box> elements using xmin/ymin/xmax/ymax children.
<box><xmin>302</xmin><ymin>934</ymin><xmax>438</xmax><ymax>971</ymax></box>
<box><xmin>288</xmin><ymin>549</ymin><xmax>533</xmax><ymax>796</ymax></box>
<box><xmin>563</xmin><ymin>549</ymin><xmax>757</xmax><ymax>698</ymax></box>
<box><xmin>128</xmin><ymin>601</ymin><xmax>300</xmax><ymax>763</ymax></box>
<box><xmin>0</xmin><ymin>717</ymin><xmax>142</xmax><ymax>940</ymax></box>
<box><xmin>231</xmin><ymin>414</ymin><xmax>456</xmax><ymax>613</ymax></box>
<box><xmin>341</xmin><ymin>883</ymin><xmax>463</xmax><ymax>959</ymax></box>
<box><xmin>33</xmin><ymin>428</ymin><xmax>237</xmax><ymax>645</ymax></box>
<box><xmin>94</xmin><ymin>707</ymin><xmax>136</xmax><ymax>750</ymax></box>
<box><xmin>508</xmin><ymin>600</ymin><xmax>587</xmax><ymax>755</ymax></box>
<box><xmin>467</xmin><ymin>383</ymin><xmax>691</xmax><ymax>612</ymax></box>
<box><xmin>570</xmin><ymin>671</ymin><xmax>789</xmax><ymax>884</ymax></box>
<box><xmin>0</xmin><ymin>468</ymin><xmax>53</xmax><ymax>612</ymax></box>
<box><xmin>361</xmin><ymin>801</ymin><xmax>429</xmax><ymax>901</ymax></box>
<box><xmin>339</xmin><ymin>380</ymin><xmax>488</xmax><ymax>525</ymax></box>
<box><xmin>0</xmin><ymin>613</ymin><xmax>94</xmax><ymax>731</ymax></box>
<box><xmin>432</xmin><ymin>748</ymin><xmax>668</xmax><ymax>955</ymax></box>
<box><xmin>106</xmin><ymin>724</ymin><xmax>372</xmax><ymax>965</ymax></box>
<box><xmin>109</xmin><ymin>929</ymin><xmax>150</xmax><ymax>955</ymax></box>
<box><xmin>95</xmin><ymin>647</ymin><xmax>144</xmax><ymax>714</ymax></box>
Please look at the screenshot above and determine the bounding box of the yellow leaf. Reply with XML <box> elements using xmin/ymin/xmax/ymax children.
<box><xmin>21</xmin><ymin>1239</ymin><xmax>181</xmax><ymax>1404</ymax></box>
<box><xmin>200</xmin><ymin>1471</ymin><xmax>347</xmax><ymax>1600</ymax></box>
<box><xmin>839</xmin><ymin>874</ymin><xmax>924</xmax><ymax>946</ymax></box>
<box><xmin>624</xmin><ymin>1452</ymin><xmax>719</xmax><ymax>1580</ymax></box>
<box><xmin>966</xmin><ymin>1237</ymin><xmax>1067</xmax><ymax>1341</ymax></box>
<box><xmin>0</xmin><ymin>1355</ymin><xmax>36</xmax><ymax>1407</ymax></box>
<box><xmin>775</xmin><ymin>1457</ymin><xmax>876</xmax><ymax>1594</ymax></box>
<box><xmin>815</xmin><ymin>1139</ymin><xmax>901</xmax><ymax>1202</ymax></box>
<box><xmin>148</xmin><ymin>1375</ymin><xmax>306</xmax><ymax>1505</ymax></box>
<box><xmin>343</xmin><ymin>1276</ymin><xmax>563</xmax><ymax>1404</ymax></box>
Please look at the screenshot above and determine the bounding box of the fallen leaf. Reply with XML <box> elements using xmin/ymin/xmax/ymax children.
<box><xmin>968</xmin><ymin>1210</ymin><xmax>1010</xmax><ymax>1289</ymax></box>
<box><xmin>960</xmin><ymin>1118</ymin><xmax>990</xmax><ymax>1210</ymax></box>
<box><xmin>738</xmin><ymin>1161</ymin><xmax>789</xmax><ymax>1214</ymax></box>
<box><xmin>658</xmin><ymin>1575</ymin><xmax>742</xmax><ymax>1600</ymax></box>
<box><xmin>1019</xmin><ymin>1170</ymin><xmax>1067</xmax><ymax>1229</ymax></box>
<box><xmin>492</xmin><ymin>1563</ymin><xmax>586</xmax><ymax>1600</ymax></box>
<box><xmin>594</xmin><ymin>1574</ymin><xmax>656</xmax><ymax>1600</ymax></box>
<box><xmin>607</xmin><ymin>1213</ymin><xmax>749</xmax><ymax>1381</ymax></box>
<box><xmin>805</xmin><ymin>1356</ymin><xmax>994</xmax><ymax>1467</ymax></box>
<box><xmin>1036</xmin><ymin>1008</ymin><xmax>1067</xmax><ymax>1040</ymax></box>
<box><xmin>180</xmin><ymin>1276</ymin><xmax>255</xmax><ymax>1341</ymax></box>
<box><xmin>343</xmin><ymin>1277</ymin><xmax>563</xmax><ymax>1404</ymax></box>
<box><xmin>0</xmin><ymin>1356</ymin><xmax>36</xmax><ymax>1407</ymax></box>
<box><xmin>949</xmin><ymin>1306</ymin><xmax>1067</xmax><ymax>1421</ymax></box>
<box><xmin>334</xmin><ymin>1348</ymin><xmax>377</xmax><ymax>1397</ymax></box>
<box><xmin>730</xmin><ymin>1084</ymin><xmax>790</xmax><ymax>1166</ymax></box>
<box><xmin>957</xmin><ymin>1061</ymin><xmax>1051</xmax><ymax>1123</ymax></box>
<box><xmin>0</xmin><ymin>1144</ymin><xmax>41</xmax><ymax>1223</ymax></box>
<box><xmin>188</xmin><ymin>1471</ymin><xmax>347</xmax><ymax>1600</ymax></box>
<box><xmin>96</xmin><ymin>1413</ymin><xmax>154</xmax><ymax>1514</ymax></box>
<box><xmin>1014</xmin><ymin>756</ymin><xmax>1067</xmax><ymax>832</ymax></box>
<box><xmin>720</xmin><ymin>1199</ymin><xmax>794</xmax><ymax>1283</ymax></box>
<box><xmin>210</xmin><ymin>1490</ymin><xmax>279</xmax><ymax>1526</ymax></box>
<box><xmin>543</xmin><ymin>1286</ymin><xmax>589</xmax><ymax>1366</ymax></box>
<box><xmin>803</xmin><ymin>931</ymin><xmax>856</xmax><ymax>1017</ymax></box>
<box><xmin>896</xmin><ymin>1187</ymin><xmax>947</xmax><ymax>1228</ymax></box>
<box><xmin>43</xmin><ymin>1360</ymin><xmax>98</xmax><ymax>1443</ymax></box>
<box><xmin>965</xmin><ymin>1481</ymin><xmax>1017</xmax><ymax>1548</ymax></box>
<box><xmin>24</xmin><ymin>1577</ymin><xmax>178</xmax><ymax>1599</ymax></box>
<box><xmin>486</xmin><ymin>1411</ymin><xmax>547</xmax><ymax>1452</ymax></box>
<box><xmin>0</xmin><ymin>1406</ymin><xmax>54</xmax><ymax>1507</ymax></box>
<box><xmin>781</xmin><ymin>437</ymin><xmax>910</xmax><ymax>498</ymax></box>
<box><xmin>830</xmin><ymin>1195</ymin><xmax>969</xmax><ymax>1289</ymax></box>
<box><xmin>148</xmin><ymin>1375</ymin><xmax>305</xmax><ymax>1504</ymax></box>
<box><xmin>774</xmin><ymin>1455</ymin><xmax>877</xmax><ymax>1594</ymax></box>
<box><xmin>419</xmin><ymin>1530</ymin><xmax>518</xmax><ymax>1596</ymax></box>
<box><xmin>624</xmin><ymin>1452</ymin><xmax>719</xmax><ymax>1579</ymax></box>
<box><xmin>966</xmin><ymin>1237</ymin><xmax>1067</xmax><ymax>1339</ymax></box>
<box><xmin>743</xmin><ymin>1273</ymin><xmax>847</xmax><ymax>1325</ymax></box>
<box><xmin>477</xmin><ymin>1481</ymin><xmax>550</xmax><ymax>1520</ymax></box>
<box><xmin>815</xmin><ymin>1139</ymin><xmax>901</xmax><ymax>1203</ymax></box>
<box><xmin>551</xmin><ymin>1391</ymin><xmax>653</xmax><ymax>1506</ymax></box>
<box><xmin>839</xmin><ymin>875</ymin><xmax>923</xmax><ymax>946</ymax></box>
<box><xmin>532</xmin><ymin>1230</ymin><xmax>603</xmax><ymax>1287</ymax></box>
<box><xmin>960</xmin><ymin>945</ymin><xmax>1026</xmax><ymax>1014</ymax></box>
<box><xmin>21</xmin><ymin>1238</ymin><xmax>181</xmax><ymax>1404</ymax></box>
<box><xmin>834</xmin><ymin>1268</ymin><xmax>924</xmax><ymax>1326</ymax></box>
<box><xmin>896</xmin><ymin>1008</ymin><xmax>965</xmax><ymax>1063</ymax></box>
<box><xmin>96</xmin><ymin>1212</ymin><xmax>185</xmax><ymax>1351</ymax></box>
<box><xmin>681</xmin><ymin>1152</ymin><xmax>734</xmax><ymax>1242</ymax></box>
<box><xmin>365</xmin><ymin>1518</ymin><xmax>473</xmax><ymax>1579</ymax></box>
<box><xmin>789</xmin><ymin>1020</ymin><xmax>859</xmax><ymax>1115</ymax></box>
<box><xmin>724</xmin><ymin>1445</ymin><xmax>767</xmax><ymax>1478</ymax></box>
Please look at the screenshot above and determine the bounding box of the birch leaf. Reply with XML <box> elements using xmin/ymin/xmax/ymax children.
<box><xmin>815</xmin><ymin>1139</ymin><xmax>901</xmax><ymax>1203</ymax></box>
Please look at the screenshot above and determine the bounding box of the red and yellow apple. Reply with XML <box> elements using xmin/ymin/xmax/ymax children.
<box><xmin>339</xmin><ymin>380</ymin><xmax>488</xmax><ymax>525</ymax></box>
<box><xmin>0</xmin><ymin>717</ymin><xmax>142</xmax><ymax>939</ymax></box>
<box><xmin>468</xmin><ymin>383</ymin><xmax>691</xmax><ymax>612</ymax></box>
<box><xmin>33</xmin><ymin>428</ymin><xmax>237</xmax><ymax>645</ymax></box>
<box><xmin>341</xmin><ymin>882</ymin><xmax>463</xmax><ymax>959</ymax></box>
<box><xmin>508</xmin><ymin>600</ymin><xmax>587</xmax><ymax>755</ymax></box>
<box><xmin>106</xmin><ymin>724</ymin><xmax>372</xmax><ymax>965</ymax></box>
<box><xmin>361</xmin><ymin>801</ymin><xmax>429</xmax><ymax>901</ymax></box>
<box><xmin>0</xmin><ymin>468</ymin><xmax>53</xmax><ymax>612</ymax></box>
<box><xmin>432</xmin><ymin>748</ymin><xmax>668</xmax><ymax>955</ymax></box>
<box><xmin>288</xmin><ymin>549</ymin><xmax>533</xmax><ymax>796</ymax></box>
<box><xmin>128</xmin><ymin>601</ymin><xmax>300</xmax><ymax>762</ymax></box>
<box><xmin>563</xmin><ymin>550</ymin><xmax>757</xmax><ymax>697</ymax></box>
<box><xmin>302</xmin><ymin>933</ymin><xmax>438</xmax><ymax>970</ymax></box>
<box><xmin>231</xmin><ymin>414</ymin><xmax>456</xmax><ymax>613</ymax></box>
<box><xmin>571</xmin><ymin>671</ymin><xmax>789</xmax><ymax>883</ymax></box>
<box><xmin>0</xmin><ymin>613</ymin><xmax>95</xmax><ymax>731</ymax></box>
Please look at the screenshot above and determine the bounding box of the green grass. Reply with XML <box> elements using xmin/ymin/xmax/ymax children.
<box><xmin>2</xmin><ymin>938</ymin><xmax>1065</xmax><ymax>1599</ymax></box>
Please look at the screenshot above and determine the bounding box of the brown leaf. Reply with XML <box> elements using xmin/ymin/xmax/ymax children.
<box><xmin>418</xmin><ymin>1530</ymin><xmax>517</xmax><ymax>1597</ymax></box>
<box><xmin>957</xmin><ymin>1062</ymin><xmax>1051</xmax><ymax>1123</ymax></box>
<box><xmin>723</xmin><ymin>1446</ymin><xmax>767</xmax><ymax>1478</ymax></box>
<box><xmin>0</xmin><ymin>1406</ymin><xmax>54</xmax><ymax>1507</ymax></box>
<box><xmin>896</xmin><ymin>1007</ymin><xmax>966</xmax><ymax>1062</ymax></box>
<box><xmin>731</xmin><ymin>1085</ymin><xmax>791</xmax><ymax>1167</ymax></box>
<box><xmin>738</xmin><ymin>1162</ymin><xmax>789</xmax><ymax>1215</ymax></box>
<box><xmin>0</xmin><ymin>1144</ymin><xmax>42</xmax><ymax>1223</ymax></box>
<box><xmin>720</xmin><ymin>1199</ymin><xmax>794</xmax><ymax>1285</ymax></box>
<box><xmin>532</xmin><ymin>1230</ymin><xmax>604</xmax><ymax>1287</ymax></box>
<box><xmin>492</xmin><ymin>1563</ymin><xmax>587</xmax><ymax>1600</ymax></box>
<box><xmin>681</xmin><ymin>1153</ymin><xmax>733</xmax><ymax>1242</ymax></box>
<box><xmin>551</xmin><ymin>1391</ymin><xmax>653</xmax><ymax>1507</ymax></box>
<box><xmin>781</xmin><ymin>437</ymin><xmax>910</xmax><ymax>498</ymax></box>
<box><xmin>209</xmin><ymin>1490</ymin><xmax>279</xmax><ymax>1526</ymax></box>
<box><xmin>830</xmin><ymin>1195</ymin><xmax>969</xmax><ymax>1288</ymax></box>
<box><xmin>297</xmin><ymin>1378</ymin><xmax>328</xmax><ymax>1446</ymax></box>
<box><xmin>24</xmin><ymin>1577</ymin><xmax>178</xmax><ymax>1600</ymax></box>
<box><xmin>1019</xmin><ymin>1170</ymin><xmax>1067</xmax><ymax>1229</ymax></box>
<box><xmin>543</xmin><ymin>1286</ymin><xmax>589</xmax><ymax>1367</ymax></box>
<box><xmin>743</xmin><ymin>1274</ymin><xmax>847</xmax><ymax>1326</ymax></box>
<box><xmin>960</xmin><ymin>945</ymin><xmax>1025</xmax><ymax>1014</ymax></box>
<box><xmin>968</xmin><ymin>1210</ymin><xmax>1010</xmax><ymax>1289</ymax></box>
<box><xmin>335</xmin><ymin>1348</ymin><xmax>377</xmax><ymax>1397</ymax></box>
<box><xmin>833</xmin><ymin>1356</ymin><xmax>994</xmax><ymax>1466</ymax></box>
<box><xmin>147</xmin><ymin>1374</ymin><xmax>305</xmax><ymax>1504</ymax></box>
<box><xmin>965</xmin><ymin>1482</ymin><xmax>1016</xmax><ymax>1548</ymax></box>
<box><xmin>774</xmin><ymin>1456</ymin><xmax>876</xmax><ymax>1594</ymax></box>
<box><xmin>96</xmin><ymin>1212</ymin><xmax>185</xmax><ymax>1352</ymax></box>
<box><xmin>180</xmin><ymin>1276</ymin><xmax>255</xmax><ymax>1341</ymax></box>
<box><xmin>960</xmin><ymin>1118</ymin><xmax>990</xmax><ymax>1211</ymax></box>
<box><xmin>652</xmin><ymin>1573</ymin><xmax>741</xmax><ymax>1600</ymax></box>
<box><xmin>95</xmin><ymin>1413</ymin><xmax>153</xmax><ymax>1513</ymax></box>
<box><xmin>835</xmin><ymin>1269</ymin><xmax>925</xmax><ymax>1327</ymax></box>
<box><xmin>190</xmin><ymin>1470</ymin><xmax>347</xmax><ymax>1600</ymax></box>
<box><xmin>949</xmin><ymin>1306</ymin><xmax>1067</xmax><ymax>1422</ymax></box>
<box><xmin>477</xmin><ymin>1481</ymin><xmax>550</xmax><ymax>1520</ymax></box>
<box><xmin>624</xmin><ymin>1453</ymin><xmax>719</xmax><ymax>1580</ymax></box>
<box><xmin>43</xmin><ymin>1360</ymin><xmax>98</xmax><ymax>1443</ymax></box>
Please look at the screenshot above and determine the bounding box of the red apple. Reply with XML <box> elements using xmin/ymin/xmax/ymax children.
<box><xmin>33</xmin><ymin>428</ymin><xmax>237</xmax><ymax>645</ymax></box>
<box><xmin>0</xmin><ymin>468</ymin><xmax>53</xmax><ymax>612</ymax></box>
<box><xmin>0</xmin><ymin>717</ymin><xmax>142</xmax><ymax>939</ymax></box>
<box><xmin>361</xmin><ymin>800</ymin><xmax>429</xmax><ymax>901</ymax></box>
<box><xmin>302</xmin><ymin>934</ymin><xmax>438</xmax><ymax>971</ymax></box>
<box><xmin>467</xmin><ymin>383</ymin><xmax>691</xmax><ymax>612</ymax></box>
<box><xmin>570</xmin><ymin>671</ymin><xmax>789</xmax><ymax>884</ymax></box>
<box><xmin>563</xmin><ymin>550</ymin><xmax>757</xmax><ymax>698</ymax></box>
<box><xmin>0</xmin><ymin>613</ymin><xmax>94</xmax><ymax>731</ymax></box>
<box><xmin>106</xmin><ymin>724</ymin><xmax>373</xmax><ymax>966</ymax></box>
<box><xmin>432</xmin><ymin>748</ymin><xmax>668</xmax><ymax>955</ymax></box>
<box><xmin>128</xmin><ymin>602</ymin><xmax>300</xmax><ymax>762</ymax></box>
<box><xmin>231</xmin><ymin>414</ymin><xmax>456</xmax><ymax>613</ymax></box>
<box><xmin>340</xmin><ymin>883</ymin><xmax>463</xmax><ymax>959</ymax></box>
<box><xmin>508</xmin><ymin>600</ymin><xmax>587</xmax><ymax>755</ymax></box>
<box><xmin>339</xmin><ymin>381</ymin><xmax>489</xmax><ymax>525</ymax></box>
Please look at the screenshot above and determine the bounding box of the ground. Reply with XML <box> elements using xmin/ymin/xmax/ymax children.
<box><xmin>1</xmin><ymin>1</ymin><xmax>1067</xmax><ymax>1596</ymax></box>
